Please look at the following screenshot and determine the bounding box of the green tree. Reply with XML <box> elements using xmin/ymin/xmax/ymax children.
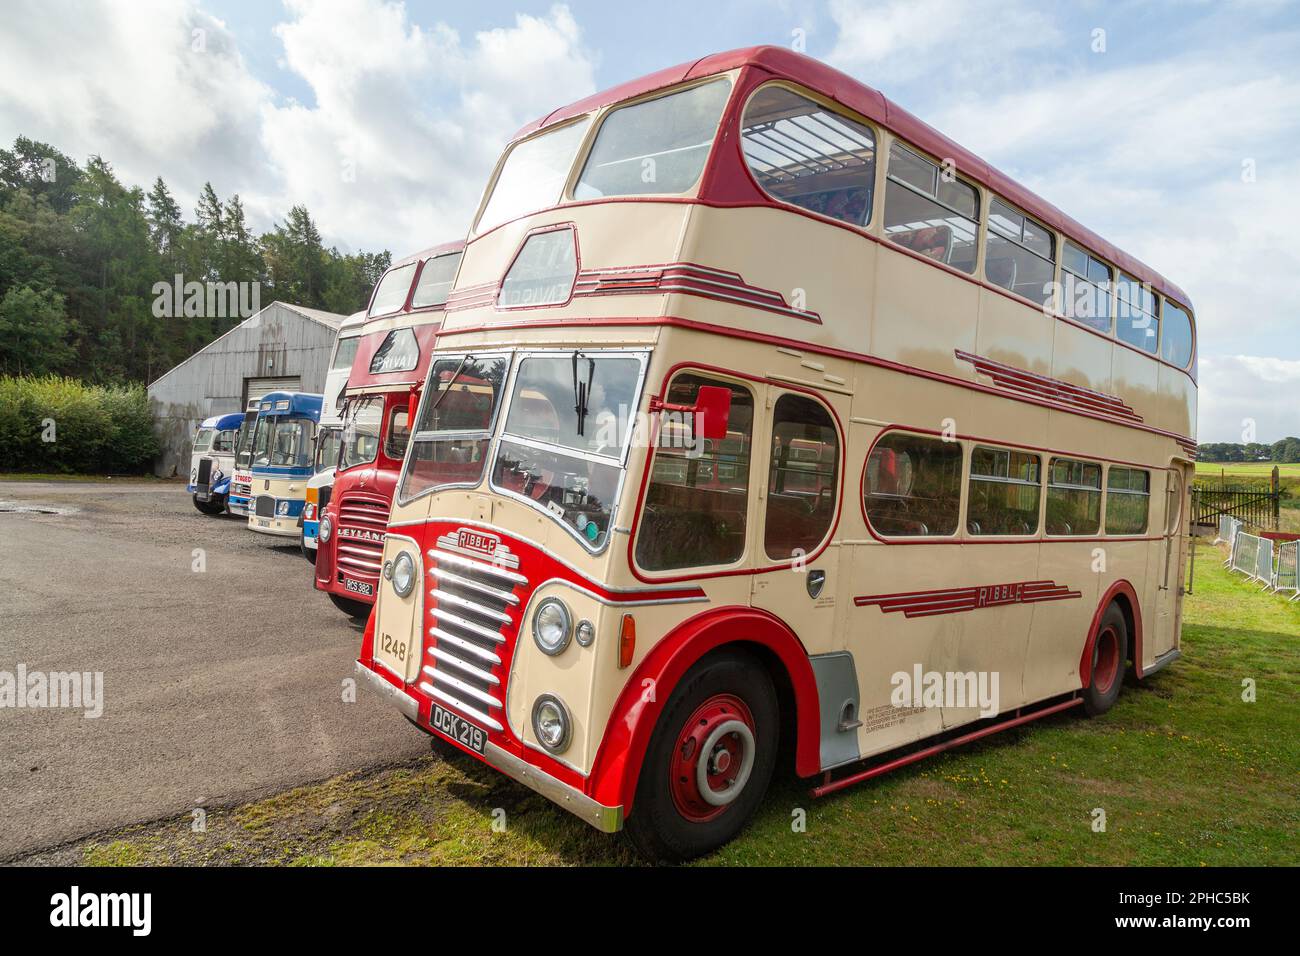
<box><xmin>0</xmin><ymin>285</ymin><xmax>74</xmax><ymax>375</ymax></box>
<box><xmin>262</xmin><ymin>204</ymin><xmax>327</xmax><ymax>307</ymax></box>
<box><xmin>0</xmin><ymin>136</ymin><xmax>83</xmax><ymax>214</ymax></box>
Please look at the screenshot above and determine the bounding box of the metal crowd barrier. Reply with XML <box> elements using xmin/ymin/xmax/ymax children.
<box><xmin>1216</xmin><ymin>516</ymin><xmax>1244</xmax><ymax>563</ymax></box>
<box><xmin>1273</xmin><ymin>540</ymin><xmax>1299</xmax><ymax>601</ymax></box>
<box><xmin>1229</xmin><ymin>531</ymin><xmax>1261</xmax><ymax>580</ymax></box>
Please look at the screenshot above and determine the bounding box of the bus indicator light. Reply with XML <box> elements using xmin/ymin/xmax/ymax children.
<box><xmin>618</xmin><ymin>614</ymin><xmax>636</xmax><ymax>669</ymax></box>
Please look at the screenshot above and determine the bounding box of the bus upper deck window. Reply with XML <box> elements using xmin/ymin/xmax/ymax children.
<box><xmin>635</xmin><ymin>375</ymin><xmax>755</xmax><ymax>571</ymax></box>
<box><xmin>368</xmin><ymin>262</ymin><xmax>416</xmax><ymax>318</ymax></box>
<box><xmin>1161</xmin><ymin>300</ymin><xmax>1194</xmax><ymax>368</ymax></box>
<box><xmin>1116</xmin><ymin>275</ymin><xmax>1160</xmax><ymax>354</ymax></box>
<box><xmin>477</xmin><ymin>117</ymin><xmax>592</xmax><ymax>234</ymax></box>
<box><xmin>884</xmin><ymin>143</ymin><xmax>978</xmax><ymax>274</ymax></box>
<box><xmin>574</xmin><ymin>79</ymin><xmax>731</xmax><ymax>200</ymax></box>
<box><xmin>1061</xmin><ymin>241</ymin><xmax>1113</xmax><ymax>333</ymax></box>
<box><xmin>741</xmin><ymin>85</ymin><xmax>876</xmax><ymax>228</ymax></box>
<box><xmin>985</xmin><ymin>198</ymin><xmax>1055</xmax><ymax>307</ymax></box>
<box><xmin>411</xmin><ymin>252</ymin><xmax>463</xmax><ymax>309</ymax></box>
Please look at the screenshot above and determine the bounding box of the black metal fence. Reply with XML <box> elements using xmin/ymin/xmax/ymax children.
<box><xmin>1193</xmin><ymin>469</ymin><xmax>1281</xmax><ymax>531</ymax></box>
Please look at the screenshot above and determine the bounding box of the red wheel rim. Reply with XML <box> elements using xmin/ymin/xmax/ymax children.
<box><xmin>668</xmin><ymin>693</ymin><xmax>756</xmax><ymax>823</ymax></box>
<box><xmin>1093</xmin><ymin>624</ymin><xmax>1120</xmax><ymax>694</ymax></box>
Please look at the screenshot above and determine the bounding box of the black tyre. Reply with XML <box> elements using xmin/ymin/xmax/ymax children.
<box><xmin>192</xmin><ymin>494</ymin><xmax>225</xmax><ymax>516</ymax></box>
<box><xmin>301</xmin><ymin>541</ymin><xmax>317</xmax><ymax>563</ymax></box>
<box><xmin>625</xmin><ymin>650</ymin><xmax>778</xmax><ymax>864</ymax></box>
<box><xmin>1083</xmin><ymin>602</ymin><xmax>1128</xmax><ymax>717</ymax></box>
<box><xmin>328</xmin><ymin>593</ymin><xmax>371</xmax><ymax>619</ymax></box>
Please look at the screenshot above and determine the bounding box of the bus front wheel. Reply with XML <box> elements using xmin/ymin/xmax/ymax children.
<box><xmin>625</xmin><ymin>650</ymin><xmax>778</xmax><ymax>864</ymax></box>
<box><xmin>192</xmin><ymin>494</ymin><xmax>225</xmax><ymax>516</ymax></box>
<box><xmin>1083</xmin><ymin>602</ymin><xmax>1128</xmax><ymax>717</ymax></box>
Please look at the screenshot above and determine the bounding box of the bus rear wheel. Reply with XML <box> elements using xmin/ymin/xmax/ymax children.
<box><xmin>626</xmin><ymin>650</ymin><xmax>778</xmax><ymax>864</ymax></box>
<box><xmin>328</xmin><ymin>593</ymin><xmax>371</xmax><ymax>619</ymax></box>
<box><xmin>1083</xmin><ymin>602</ymin><xmax>1128</xmax><ymax>717</ymax></box>
<box><xmin>192</xmin><ymin>494</ymin><xmax>225</xmax><ymax>516</ymax></box>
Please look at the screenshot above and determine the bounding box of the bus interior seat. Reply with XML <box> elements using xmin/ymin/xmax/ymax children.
<box><xmin>987</xmin><ymin>256</ymin><xmax>1017</xmax><ymax>290</ymax></box>
<box><xmin>890</xmin><ymin>224</ymin><xmax>952</xmax><ymax>264</ymax></box>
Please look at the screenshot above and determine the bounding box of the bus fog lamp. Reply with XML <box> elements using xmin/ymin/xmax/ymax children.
<box><xmin>531</xmin><ymin>695</ymin><xmax>572</xmax><ymax>753</ymax></box>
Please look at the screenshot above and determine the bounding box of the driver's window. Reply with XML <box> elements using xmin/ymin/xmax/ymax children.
<box><xmin>635</xmin><ymin>374</ymin><xmax>755</xmax><ymax>571</ymax></box>
<box><xmin>213</xmin><ymin>430</ymin><xmax>236</xmax><ymax>453</ymax></box>
<box><xmin>863</xmin><ymin>432</ymin><xmax>961</xmax><ymax>537</ymax></box>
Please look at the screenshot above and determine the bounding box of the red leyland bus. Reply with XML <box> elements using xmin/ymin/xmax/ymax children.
<box><xmin>315</xmin><ymin>240</ymin><xmax>464</xmax><ymax>615</ymax></box>
<box><xmin>353</xmin><ymin>47</ymin><xmax>1197</xmax><ymax>861</ymax></box>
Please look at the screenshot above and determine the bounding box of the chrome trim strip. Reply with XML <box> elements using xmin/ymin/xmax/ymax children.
<box><xmin>430</xmin><ymin>606</ymin><xmax>507</xmax><ymax>643</ymax></box>
<box><xmin>423</xmin><ymin>665</ymin><xmax>502</xmax><ymax>708</ymax></box>
<box><xmin>420</xmin><ymin>682</ymin><xmax>504</xmax><ymax>731</ymax></box>
<box><xmin>430</xmin><ymin>588</ymin><xmax>512</xmax><ymax>624</ymax></box>
<box><xmin>429</xmin><ymin>566</ymin><xmax>520</xmax><ymax>605</ymax></box>
<box><xmin>426</xmin><ymin>648</ymin><xmax>500</xmax><ymax>685</ymax></box>
<box><xmin>426</xmin><ymin>548</ymin><xmax>528</xmax><ymax>586</ymax></box>
<box><xmin>428</xmin><ymin>627</ymin><xmax>502</xmax><ymax>665</ymax></box>
<box><xmin>353</xmin><ymin>661</ymin><xmax>418</xmax><ymax>722</ymax></box>
<box><xmin>1143</xmin><ymin>647</ymin><xmax>1182</xmax><ymax>677</ymax></box>
<box><xmin>483</xmin><ymin>741</ymin><xmax>623</xmax><ymax>833</ymax></box>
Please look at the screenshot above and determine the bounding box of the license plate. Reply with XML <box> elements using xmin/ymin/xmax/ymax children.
<box><xmin>256</xmin><ymin>518</ymin><xmax>270</xmax><ymax>527</ymax></box>
<box><xmin>343</xmin><ymin>577</ymin><xmax>374</xmax><ymax>596</ymax></box>
<box><xmin>430</xmin><ymin>703</ymin><xmax>486</xmax><ymax>755</ymax></box>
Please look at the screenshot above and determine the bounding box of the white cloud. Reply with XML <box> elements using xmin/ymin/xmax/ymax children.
<box><xmin>254</xmin><ymin>0</ymin><xmax>597</xmax><ymax>254</ymax></box>
<box><xmin>1199</xmin><ymin>356</ymin><xmax>1300</xmax><ymax>442</ymax></box>
<box><xmin>0</xmin><ymin>0</ymin><xmax>596</xmax><ymax>254</ymax></box>
<box><xmin>0</xmin><ymin>0</ymin><xmax>270</xmax><ymax>213</ymax></box>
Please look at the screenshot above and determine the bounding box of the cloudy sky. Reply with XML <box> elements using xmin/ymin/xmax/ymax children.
<box><xmin>1</xmin><ymin>0</ymin><xmax>1297</xmax><ymax>441</ymax></box>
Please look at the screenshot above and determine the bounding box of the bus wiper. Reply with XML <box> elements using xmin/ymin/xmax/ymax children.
<box><xmin>421</xmin><ymin>353</ymin><xmax>472</xmax><ymax>427</ymax></box>
<box><xmin>572</xmin><ymin>352</ymin><xmax>595</xmax><ymax>436</ymax></box>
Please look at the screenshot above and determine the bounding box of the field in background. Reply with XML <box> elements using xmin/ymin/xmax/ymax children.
<box><xmin>28</xmin><ymin>538</ymin><xmax>1294</xmax><ymax>868</ymax></box>
<box><xmin>1195</xmin><ymin>462</ymin><xmax>1300</xmax><ymax>479</ymax></box>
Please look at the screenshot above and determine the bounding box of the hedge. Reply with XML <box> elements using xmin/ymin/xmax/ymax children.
<box><xmin>0</xmin><ymin>375</ymin><xmax>158</xmax><ymax>474</ymax></box>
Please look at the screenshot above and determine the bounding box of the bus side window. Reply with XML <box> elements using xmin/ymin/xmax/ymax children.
<box><xmin>1105</xmin><ymin>467</ymin><xmax>1150</xmax><ymax>535</ymax></box>
<box><xmin>1045</xmin><ymin>457</ymin><xmax>1102</xmax><ymax>536</ymax></box>
<box><xmin>883</xmin><ymin>142</ymin><xmax>979</xmax><ymax>274</ymax></box>
<box><xmin>863</xmin><ymin>433</ymin><xmax>961</xmax><ymax>537</ymax></box>
<box><xmin>764</xmin><ymin>393</ymin><xmax>838</xmax><ymax>560</ymax></box>
<box><xmin>967</xmin><ymin>446</ymin><xmax>1041</xmax><ymax>536</ymax></box>
<box><xmin>213</xmin><ymin>430</ymin><xmax>236</xmax><ymax>453</ymax></box>
<box><xmin>635</xmin><ymin>375</ymin><xmax>755</xmax><ymax>572</ymax></box>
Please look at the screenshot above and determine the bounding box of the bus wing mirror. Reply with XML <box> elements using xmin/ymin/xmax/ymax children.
<box><xmin>694</xmin><ymin>386</ymin><xmax>731</xmax><ymax>442</ymax></box>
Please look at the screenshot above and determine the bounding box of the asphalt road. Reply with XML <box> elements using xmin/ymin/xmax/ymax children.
<box><xmin>0</xmin><ymin>479</ymin><xmax>428</xmax><ymax>860</ymax></box>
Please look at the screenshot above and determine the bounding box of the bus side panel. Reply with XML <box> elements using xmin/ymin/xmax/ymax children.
<box><xmin>943</xmin><ymin>541</ymin><xmax>1039</xmax><ymax>728</ymax></box>
<box><xmin>1023</xmin><ymin>542</ymin><xmax>1098</xmax><ymax>702</ymax></box>
<box><xmin>846</xmin><ymin>544</ymin><xmax>954</xmax><ymax>758</ymax></box>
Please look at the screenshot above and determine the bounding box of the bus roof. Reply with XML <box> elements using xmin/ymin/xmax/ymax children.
<box><xmin>392</xmin><ymin>238</ymin><xmax>466</xmax><ymax>269</ymax></box>
<box><xmin>199</xmin><ymin>412</ymin><xmax>245</xmax><ymax>431</ymax></box>
<box><xmin>256</xmin><ymin>391</ymin><xmax>323</xmax><ymax>420</ymax></box>
<box><xmin>512</xmin><ymin>45</ymin><xmax>1190</xmax><ymax>310</ymax></box>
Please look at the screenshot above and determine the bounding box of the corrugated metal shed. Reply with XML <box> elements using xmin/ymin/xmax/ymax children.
<box><xmin>147</xmin><ymin>301</ymin><xmax>346</xmax><ymax>477</ymax></box>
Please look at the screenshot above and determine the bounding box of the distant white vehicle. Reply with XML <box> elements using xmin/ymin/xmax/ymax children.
<box><xmin>187</xmin><ymin>412</ymin><xmax>243</xmax><ymax>515</ymax></box>
<box><xmin>301</xmin><ymin>310</ymin><xmax>365</xmax><ymax>561</ymax></box>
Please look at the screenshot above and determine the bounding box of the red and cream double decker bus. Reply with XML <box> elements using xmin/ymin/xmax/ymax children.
<box><xmin>314</xmin><ymin>240</ymin><xmax>464</xmax><ymax>615</ymax></box>
<box><xmin>353</xmin><ymin>47</ymin><xmax>1197</xmax><ymax>861</ymax></box>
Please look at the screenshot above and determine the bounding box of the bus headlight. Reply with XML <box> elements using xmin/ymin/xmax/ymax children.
<box><xmin>277</xmin><ymin>500</ymin><xmax>290</xmax><ymax>516</ymax></box>
<box><xmin>318</xmin><ymin>515</ymin><xmax>332</xmax><ymax>542</ymax></box>
<box><xmin>531</xmin><ymin>695</ymin><xmax>572</xmax><ymax>753</ymax></box>
<box><xmin>532</xmin><ymin>598</ymin><xmax>572</xmax><ymax>655</ymax></box>
<box><xmin>392</xmin><ymin>551</ymin><xmax>415</xmax><ymax>598</ymax></box>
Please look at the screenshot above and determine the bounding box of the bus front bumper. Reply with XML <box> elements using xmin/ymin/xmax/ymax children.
<box><xmin>352</xmin><ymin>660</ymin><xmax>624</xmax><ymax>834</ymax></box>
